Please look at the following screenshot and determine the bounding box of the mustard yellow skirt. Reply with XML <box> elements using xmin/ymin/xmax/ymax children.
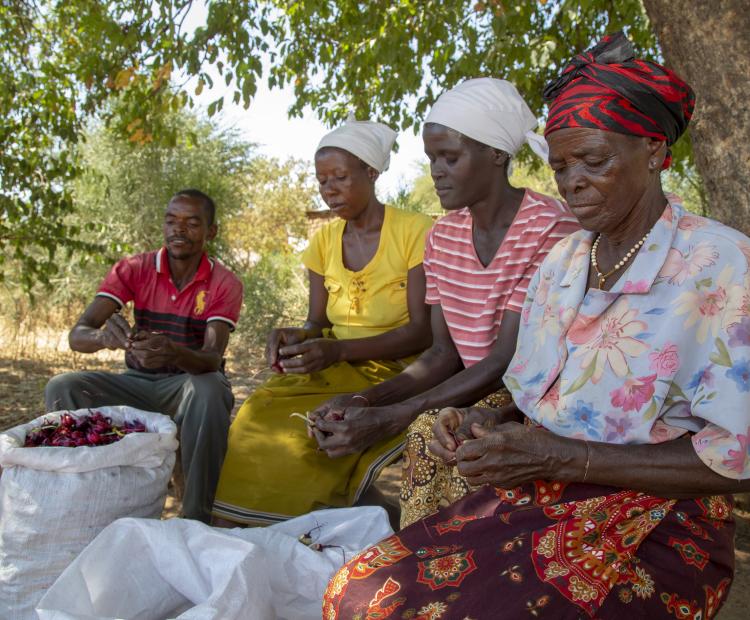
<box><xmin>213</xmin><ymin>357</ymin><xmax>411</xmax><ymax>525</ymax></box>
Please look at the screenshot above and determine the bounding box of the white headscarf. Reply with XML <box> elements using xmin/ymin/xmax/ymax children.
<box><xmin>316</xmin><ymin>115</ymin><xmax>398</xmax><ymax>172</ymax></box>
<box><xmin>425</xmin><ymin>78</ymin><xmax>549</xmax><ymax>162</ymax></box>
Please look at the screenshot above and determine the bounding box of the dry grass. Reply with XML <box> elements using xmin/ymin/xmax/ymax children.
<box><xmin>0</xmin><ymin>332</ymin><xmax>269</xmax><ymax>432</ymax></box>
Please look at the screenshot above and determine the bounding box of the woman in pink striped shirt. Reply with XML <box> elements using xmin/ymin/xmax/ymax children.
<box><xmin>310</xmin><ymin>79</ymin><xmax>579</xmax><ymax>526</ymax></box>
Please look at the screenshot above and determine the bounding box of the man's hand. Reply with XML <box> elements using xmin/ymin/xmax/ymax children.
<box><xmin>98</xmin><ymin>313</ymin><xmax>134</xmax><ymax>350</ymax></box>
<box><xmin>129</xmin><ymin>331</ymin><xmax>179</xmax><ymax>369</ymax></box>
<box><xmin>311</xmin><ymin>406</ymin><xmax>392</xmax><ymax>458</ymax></box>
<box><xmin>455</xmin><ymin>423</ymin><xmax>567</xmax><ymax>488</ymax></box>
<box><xmin>277</xmin><ymin>338</ymin><xmax>342</xmax><ymax>374</ymax></box>
<box><xmin>266</xmin><ymin>328</ymin><xmax>309</xmax><ymax>371</ymax></box>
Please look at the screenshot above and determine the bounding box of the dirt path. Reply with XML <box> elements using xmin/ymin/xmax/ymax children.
<box><xmin>1</xmin><ymin>353</ymin><xmax>747</xmax><ymax>618</ymax></box>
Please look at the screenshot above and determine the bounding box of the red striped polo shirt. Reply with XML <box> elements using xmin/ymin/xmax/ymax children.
<box><xmin>423</xmin><ymin>189</ymin><xmax>579</xmax><ymax>367</ymax></box>
<box><xmin>97</xmin><ymin>247</ymin><xmax>243</xmax><ymax>373</ymax></box>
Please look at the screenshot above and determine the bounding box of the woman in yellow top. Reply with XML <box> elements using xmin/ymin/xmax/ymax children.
<box><xmin>213</xmin><ymin>118</ymin><xmax>434</xmax><ymax>526</ymax></box>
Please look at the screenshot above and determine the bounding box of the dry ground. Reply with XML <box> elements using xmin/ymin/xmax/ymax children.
<box><xmin>0</xmin><ymin>351</ymin><xmax>748</xmax><ymax>618</ymax></box>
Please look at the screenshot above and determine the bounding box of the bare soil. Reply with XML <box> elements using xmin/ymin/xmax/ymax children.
<box><xmin>0</xmin><ymin>352</ymin><xmax>747</xmax><ymax>618</ymax></box>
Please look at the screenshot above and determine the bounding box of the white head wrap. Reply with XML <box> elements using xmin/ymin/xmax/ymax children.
<box><xmin>425</xmin><ymin>78</ymin><xmax>549</xmax><ymax>162</ymax></box>
<box><xmin>315</xmin><ymin>115</ymin><xmax>398</xmax><ymax>173</ymax></box>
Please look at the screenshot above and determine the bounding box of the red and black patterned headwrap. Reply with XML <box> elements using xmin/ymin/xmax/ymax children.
<box><xmin>543</xmin><ymin>31</ymin><xmax>695</xmax><ymax>169</ymax></box>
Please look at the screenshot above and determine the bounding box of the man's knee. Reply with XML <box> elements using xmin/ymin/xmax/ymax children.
<box><xmin>180</xmin><ymin>372</ymin><xmax>233</xmax><ymax>417</ymax></box>
<box><xmin>44</xmin><ymin>372</ymin><xmax>89</xmax><ymax>411</ymax></box>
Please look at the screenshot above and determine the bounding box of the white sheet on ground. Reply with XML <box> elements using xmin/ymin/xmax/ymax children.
<box><xmin>37</xmin><ymin>506</ymin><xmax>393</xmax><ymax>620</ymax></box>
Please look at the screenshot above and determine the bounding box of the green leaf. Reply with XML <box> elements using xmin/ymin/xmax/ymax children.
<box><xmin>643</xmin><ymin>399</ymin><xmax>659</xmax><ymax>421</ymax></box>
<box><xmin>563</xmin><ymin>355</ymin><xmax>597</xmax><ymax>396</ymax></box>
<box><xmin>666</xmin><ymin>381</ymin><xmax>689</xmax><ymax>402</ymax></box>
<box><xmin>504</xmin><ymin>375</ymin><xmax>521</xmax><ymax>392</ymax></box>
<box><xmin>709</xmin><ymin>338</ymin><xmax>733</xmax><ymax>367</ymax></box>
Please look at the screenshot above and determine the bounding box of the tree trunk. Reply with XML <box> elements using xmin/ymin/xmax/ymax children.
<box><xmin>643</xmin><ymin>0</ymin><xmax>750</xmax><ymax>235</ymax></box>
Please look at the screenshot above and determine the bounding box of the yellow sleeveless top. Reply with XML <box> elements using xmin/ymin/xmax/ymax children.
<box><xmin>301</xmin><ymin>205</ymin><xmax>433</xmax><ymax>340</ymax></box>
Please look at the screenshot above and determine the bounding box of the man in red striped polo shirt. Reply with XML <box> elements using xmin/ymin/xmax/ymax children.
<box><xmin>45</xmin><ymin>189</ymin><xmax>243</xmax><ymax>523</ymax></box>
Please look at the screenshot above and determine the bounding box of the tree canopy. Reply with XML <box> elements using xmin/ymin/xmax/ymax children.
<box><xmin>274</xmin><ymin>1</ymin><xmax>654</xmax><ymax>128</ymax></box>
<box><xmin>2</xmin><ymin>0</ymin><xmax>275</xmax><ymax>287</ymax></box>
<box><xmin>3</xmin><ymin>0</ymin><xmax>746</xmax><ymax>289</ymax></box>
<box><xmin>1</xmin><ymin>105</ymin><xmax>314</xmax><ymax>349</ymax></box>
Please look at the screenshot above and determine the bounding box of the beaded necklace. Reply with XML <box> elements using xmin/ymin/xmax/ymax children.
<box><xmin>590</xmin><ymin>231</ymin><xmax>649</xmax><ymax>289</ymax></box>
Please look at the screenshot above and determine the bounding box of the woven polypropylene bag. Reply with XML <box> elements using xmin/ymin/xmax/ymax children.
<box><xmin>0</xmin><ymin>406</ymin><xmax>178</xmax><ymax>620</ymax></box>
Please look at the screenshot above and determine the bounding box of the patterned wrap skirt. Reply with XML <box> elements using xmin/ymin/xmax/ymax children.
<box><xmin>324</xmin><ymin>482</ymin><xmax>735</xmax><ymax>619</ymax></box>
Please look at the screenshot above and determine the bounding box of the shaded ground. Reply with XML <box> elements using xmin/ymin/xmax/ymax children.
<box><xmin>0</xmin><ymin>350</ymin><xmax>269</xmax><ymax>433</ymax></box>
<box><xmin>0</xmin><ymin>352</ymin><xmax>747</xmax><ymax>618</ymax></box>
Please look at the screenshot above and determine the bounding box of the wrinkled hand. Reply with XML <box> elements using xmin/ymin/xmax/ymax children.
<box><xmin>129</xmin><ymin>332</ymin><xmax>178</xmax><ymax>369</ymax></box>
<box><xmin>99</xmin><ymin>313</ymin><xmax>134</xmax><ymax>350</ymax></box>
<box><xmin>455</xmin><ymin>422</ymin><xmax>572</xmax><ymax>488</ymax></box>
<box><xmin>429</xmin><ymin>407</ymin><xmax>501</xmax><ymax>465</ymax></box>
<box><xmin>276</xmin><ymin>338</ymin><xmax>341</xmax><ymax>374</ymax></box>
<box><xmin>312</xmin><ymin>406</ymin><xmax>392</xmax><ymax>458</ymax></box>
<box><xmin>307</xmin><ymin>394</ymin><xmax>369</xmax><ymax>438</ymax></box>
<box><xmin>266</xmin><ymin>328</ymin><xmax>309</xmax><ymax>371</ymax></box>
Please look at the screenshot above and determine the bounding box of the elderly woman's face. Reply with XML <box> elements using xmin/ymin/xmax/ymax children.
<box><xmin>315</xmin><ymin>148</ymin><xmax>376</xmax><ymax>219</ymax></box>
<box><xmin>547</xmin><ymin>128</ymin><xmax>658</xmax><ymax>234</ymax></box>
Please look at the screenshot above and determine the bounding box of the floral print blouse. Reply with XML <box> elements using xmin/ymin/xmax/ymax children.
<box><xmin>504</xmin><ymin>196</ymin><xmax>750</xmax><ymax>479</ymax></box>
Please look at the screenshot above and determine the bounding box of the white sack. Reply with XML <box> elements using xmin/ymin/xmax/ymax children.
<box><xmin>0</xmin><ymin>407</ymin><xmax>178</xmax><ymax>620</ymax></box>
<box><xmin>37</xmin><ymin>506</ymin><xmax>393</xmax><ymax>620</ymax></box>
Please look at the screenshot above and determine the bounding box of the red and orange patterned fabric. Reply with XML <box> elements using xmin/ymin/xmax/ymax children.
<box><xmin>324</xmin><ymin>482</ymin><xmax>734</xmax><ymax>619</ymax></box>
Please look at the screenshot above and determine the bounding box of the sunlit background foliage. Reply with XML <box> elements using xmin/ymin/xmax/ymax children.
<box><xmin>0</xmin><ymin>0</ymin><xmax>709</xmax><ymax>351</ymax></box>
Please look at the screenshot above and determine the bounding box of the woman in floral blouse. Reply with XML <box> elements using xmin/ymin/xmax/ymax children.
<box><xmin>323</xmin><ymin>32</ymin><xmax>750</xmax><ymax>620</ymax></box>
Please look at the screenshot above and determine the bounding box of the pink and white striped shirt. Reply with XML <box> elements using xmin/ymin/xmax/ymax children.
<box><xmin>423</xmin><ymin>189</ymin><xmax>579</xmax><ymax>367</ymax></box>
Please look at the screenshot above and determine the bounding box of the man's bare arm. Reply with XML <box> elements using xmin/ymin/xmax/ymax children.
<box><xmin>69</xmin><ymin>297</ymin><xmax>132</xmax><ymax>353</ymax></box>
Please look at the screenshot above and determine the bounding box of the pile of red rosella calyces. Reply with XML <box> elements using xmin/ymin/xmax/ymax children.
<box><xmin>23</xmin><ymin>411</ymin><xmax>147</xmax><ymax>448</ymax></box>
